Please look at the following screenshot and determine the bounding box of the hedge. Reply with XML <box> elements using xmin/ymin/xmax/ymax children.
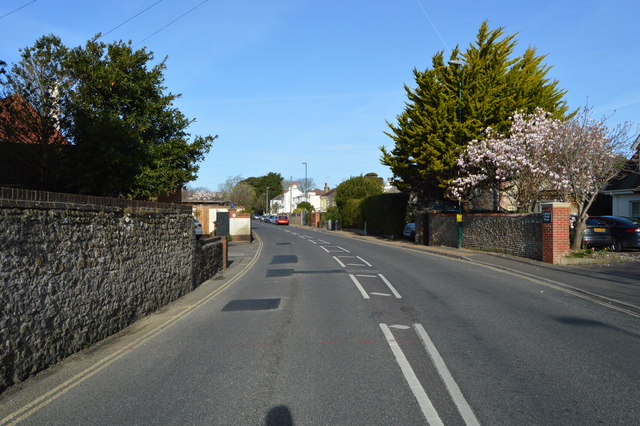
<box><xmin>360</xmin><ymin>192</ymin><xmax>409</xmax><ymax>238</ymax></box>
<box><xmin>341</xmin><ymin>198</ymin><xmax>364</xmax><ymax>228</ymax></box>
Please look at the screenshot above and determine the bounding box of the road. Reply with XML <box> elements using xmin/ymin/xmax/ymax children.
<box><xmin>1</xmin><ymin>221</ymin><xmax>640</xmax><ymax>425</ymax></box>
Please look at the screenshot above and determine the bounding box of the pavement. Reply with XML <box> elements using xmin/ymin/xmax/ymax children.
<box><xmin>257</xmin><ymin>223</ymin><xmax>640</xmax><ymax>317</ymax></box>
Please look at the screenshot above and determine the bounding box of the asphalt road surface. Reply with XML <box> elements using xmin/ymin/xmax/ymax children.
<box><xmin>1</xmin><ymin>222</ymin><xmax>639</xmax><ymax>425</ymax></box>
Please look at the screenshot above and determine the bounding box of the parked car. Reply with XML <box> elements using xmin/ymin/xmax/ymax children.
<box><xmin>252</xmin><ymin>214</ymin><xmax>261</xmax><ymax>220</ymax></box>
<box><xmin>403</xmin><ymin>222</ymin><xmax>416</xmax><ymax>240</ymax></box>
<box><xmin>578</xmin><ymin>217</ymin><xmax>614</xmax><ymax>249</ymax></box>
<box><xmin>276</xmin><ymin>215</ymin><xmax>289</xmax><ymax>225</ymax></box>
<box><xmin>592</xmin><ymin>216</ymin><xmax>640</xmax><ymax>251</ymax></box>
<box><xmin>193</xmin><ymin>217</ymin><xmax>203</xmax><ymax>237</ymax></box>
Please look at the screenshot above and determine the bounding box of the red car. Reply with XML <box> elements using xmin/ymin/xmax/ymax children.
<box><xmin>276</xmin><ymin>215</ymin><xmax>289</xmax><ymax>225</ymax></box>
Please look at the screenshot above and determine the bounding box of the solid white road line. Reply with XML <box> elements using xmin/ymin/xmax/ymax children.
<box><xmin>356</xmin><ymin>274</ymin><xmax>377</xmax><ymax>278</ymax></box>
<box><xmin>349</xmin><ymin>274</ymin><xmax>370</xmax><ymax>299</ymax></box>
<box><xmin>378</xmin><ymin>273</ymin><xmax>402</xmax><ymax>298</ymax></box>
<box><xmin>379</xmin><ymin>324</ymin><xmax>444</xmax><ymax>426</ymax></box>
<box><xmin>320</xmin><ymin>246</ymin><xmax>330</xmax><ymax>253</ymax></box>
<box><xmin>333</xmin><ymin>256</ymin><xmax>346</xmax><ymax>267</ymax></box>
<box><xmin>369</xmin><ymin>292</ymin><xmax>391</xmax><ymax>297</ymax></box>
<box><xmin>336</xmin><ymin>246</ymin><xmax>350</xmax><ymax>253</ymax></box>
<box><xmin>414</xmin><ymin>324</ymin><xmax>480</xmax><ymax>426</ymax></box>
<box><xmin>356</xmin><ymin>256</ymin><xmax>372</xmax><ymax>266</ymax></box>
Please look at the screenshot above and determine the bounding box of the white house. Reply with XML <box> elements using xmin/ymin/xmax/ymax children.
<box><xmin>270</xmin><ymin>182</ymin><xmax>334</xmax><ymax>213</ymax></box>
<box><xmin>602</xmin><ymin>139</ymin><xmax>640</xmax><ymax>217</ymax></box>
<box><xmin>271</xmin><ymin>183</ymin><xmax>304</xmax><ymax>213</ymax></box>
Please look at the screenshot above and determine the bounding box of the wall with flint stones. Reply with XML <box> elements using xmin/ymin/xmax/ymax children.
<box><xmin>0</xmin><ymin>188</ymin><xmax>224</xmax><ymax>393</ymax></box>
<box><xmin>418</xmin><ymin>212</ymin><xmax>543</xmax><ymax>261</ymax></box>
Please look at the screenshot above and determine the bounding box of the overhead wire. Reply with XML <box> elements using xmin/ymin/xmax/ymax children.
<box><xmin>135</xmin><ymin>0</ymin><xmax>209</xmax><ymax>46</ymax></box>
<box><xmin>0</xmin><ymin>0</ymin><xmax>37</xmax><ymax>21</ymax></box>
<box><xmin>414</xmin><ymin>0</ymin><xmax>449</xmax><ymax>51</ymax></box>
<box><xmin>99</xmin><ymin>0</ymin><xmax>164</xmax><ymax>39</ymax></box>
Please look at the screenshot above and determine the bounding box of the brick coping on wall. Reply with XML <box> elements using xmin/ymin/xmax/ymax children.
<box><xmin>0</xmin><ymin>187</ymin><xmax>191</xmax><ymax>213</ymax></box>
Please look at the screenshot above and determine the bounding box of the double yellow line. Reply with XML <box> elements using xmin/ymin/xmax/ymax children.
<box><xmin>1</xmin><ymin>234</ymin><xmax>263</xmax><ymax>425</ymax></box>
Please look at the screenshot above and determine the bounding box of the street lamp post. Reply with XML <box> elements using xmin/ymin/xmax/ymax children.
<box><xmin>301</xmin><ymin>162</ymin><xmax>308</xmax><ymax>203</ymax></box>
<box><xmin>301</xmin><ymin>162</ymin><xmax>308</xmax><ymax>226</ymax></box>
<box><xmin>266</xmin><ymin>187</ymin><xmax>270</xmax><ymax>214</ymax></box>
<box><xmin>448</xmin><ymin>59</ymin><xmax>463</xmax><ymax>249</ymax></box>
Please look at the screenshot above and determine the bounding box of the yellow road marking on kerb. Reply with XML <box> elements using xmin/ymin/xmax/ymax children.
<box><xmin>0</xmin><ymin>234</ymin><xmax>263</xmax><ymax>426</ymax></box>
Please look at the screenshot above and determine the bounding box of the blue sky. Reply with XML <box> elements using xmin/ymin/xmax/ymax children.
<box><xmin>2</xmin><ymin>0</ymin><xmax>639</xmax><ymax>192</ymax></box>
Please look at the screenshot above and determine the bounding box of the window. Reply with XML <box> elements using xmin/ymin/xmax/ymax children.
<box><xmin>631</xmin><ymin>200</ymin><xmax>640</xmax><ymax>217</ymax></box>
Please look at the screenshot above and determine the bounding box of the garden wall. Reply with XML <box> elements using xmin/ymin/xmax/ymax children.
<box><xmin>421</xmin><ymin>212</ymin><xmax>543</xmax><ymax>260</ymax></box>
<box><xmin>0</xmin><ymin>188</ymin><xmax>225</xmax><ymax>393</ymax></box>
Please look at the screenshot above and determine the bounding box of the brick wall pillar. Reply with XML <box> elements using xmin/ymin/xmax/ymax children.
<box><xmin>222</xmin><ymin>238</ymin><xmax>228</xmax><ymax>270</ymax></box>
<box><xmin>541</xmin><ymin>202</ymin><xmax>571</xmax><ymax>264</ymax></box>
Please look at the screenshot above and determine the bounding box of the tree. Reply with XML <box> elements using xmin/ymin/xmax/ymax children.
<box><xmin>286</xmin><ymin>176</ymin><xmax>316</xmax><ymax>195</ymax></box>
<box><xmin>450</xmin><ymin>108</ymin><xmax>635</xmax><ymax>249</ymax></box>
<box><xmin>296</xmin><ymin>201</ymin><xmax>314</xmax><ymax>212</ymax></box>
<box><xmin>63</xmin><ymin>36</ymin><xmax>215</xmax><ymax>198</ymax></box>
<box><xmin>449</xmin><ymin>109</ymin><xmax>567</xmax><ymax>213</ymax></box>
<box><xmin>218</xmin><ymin>175</ymin><xmax>243</xmax><ymax>199</ymax></box>
<box><xmin>218</xmin><ymin>175</ymin><xmax>257</xmax><ymax>207</ymax></box>
<box><xmin>1</xmin><ymin>34</ymin><xmax>215</xmax><ymax>198</ymax></box>
<box><xmin>335</xmin><ymin>175</ymin><xmax>384</xmax><ymax>210</ymax></box>
<box><xmin>229</xmin><ymin>182</ymin><xmax>255</xmax><ymax>208</ymax></box>
<box><xmin>0</xmin><ymin>35</ymin><xmax>72</xmax><ymax>189</ymax></box>
<box><xmin>242</xmin><ymin>172</ymin><xmax>284</xmax><ymax>213</ymax></box>
<box><xmin>551</xmin><ymin>109</ymin><xmax>634</xmax><ymax>250</ymax></box>
<box><xmin>380</xmin><ymin>21</ymin><xmax>570</xmax><ymax>207</ymax></box>
<box><xmin>183</xmin><ymin>185</ymin><xmax>217</xmax><ymax>201</ymax></box>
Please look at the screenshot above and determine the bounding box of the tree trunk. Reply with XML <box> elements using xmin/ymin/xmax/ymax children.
<box><xmin>571</xmin><ymin>219</ymin><xmax>586</xmax><ymax>251</ymax></box>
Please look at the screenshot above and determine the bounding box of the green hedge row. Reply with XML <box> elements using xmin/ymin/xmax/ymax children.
<box><xmin>338</xmin><ymin>192</ymin><xmax>409</xmax><ymax>238</ymax></box>
<box><xmin>361</xmin><ymin>192</ymin><xmax>409</xmax><ymax>238</ymax></box>
<box><xmin>341</xmin><ymin>198</ymin><xmax>364</xmax><ymax>228</ymax></box>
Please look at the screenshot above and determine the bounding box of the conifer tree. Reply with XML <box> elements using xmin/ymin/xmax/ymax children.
<box><xmin>380</xmin><ymin>21</ymin><xmax>570</xmax><ymax>206</ymax></box>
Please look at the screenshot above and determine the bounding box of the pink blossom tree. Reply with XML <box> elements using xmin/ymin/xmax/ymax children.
<box><xmin>549</xmin><ymin>110</ymin><xmax>633</xmax><ymax>249</ymax></box>
<box><xmin>450</xmin><ymin>108</ymin><xmax>635</xmax><ymax>250</ymax></box>
<box><xmin>449</xmin><ymin>109</ymin><xmax>567</xmax><ymax>212</ymax></box>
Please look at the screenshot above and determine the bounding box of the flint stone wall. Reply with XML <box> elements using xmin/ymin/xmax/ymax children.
<box><xmin>426</xmin><ymin>213</ymin><xmax>543</xmax><ymax>260</ymax></box>
<box><xmin>0</xmin><ymin>188</ymin><xmax>224</xmax><ymax>393</ymax></box>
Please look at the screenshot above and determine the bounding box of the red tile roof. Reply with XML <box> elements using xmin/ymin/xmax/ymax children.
<box><xmin>0</xmin><ymin>94</ymin><xmax>68</xmax><ymax>145</ymax></box>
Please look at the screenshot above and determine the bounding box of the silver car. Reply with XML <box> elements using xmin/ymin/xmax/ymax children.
<box><xmin>193</xmin><ymin>217</ymin><xmax>204</xmax><ymax>236</ymax></box>
<box><xmin>403</xmin><ymin>223</ymin><xmax>416</xmax><ymax>240</ymax></box>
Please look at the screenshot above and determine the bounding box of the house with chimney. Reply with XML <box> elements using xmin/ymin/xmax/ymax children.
<box><xmin>270</xmin><ymin>182</ymin><xmax>336</xmax><ymax>213</ymax></box>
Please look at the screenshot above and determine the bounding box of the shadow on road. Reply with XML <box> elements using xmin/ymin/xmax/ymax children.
<box><xmin>265</xmin><ymin>405</ymin><xmax>294</xmax><ymax>426</ymax></box>
<box><xmin>553</xmin><ymin>316</ymin><xmax>640</xmax><ymax>339</ymax></box>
